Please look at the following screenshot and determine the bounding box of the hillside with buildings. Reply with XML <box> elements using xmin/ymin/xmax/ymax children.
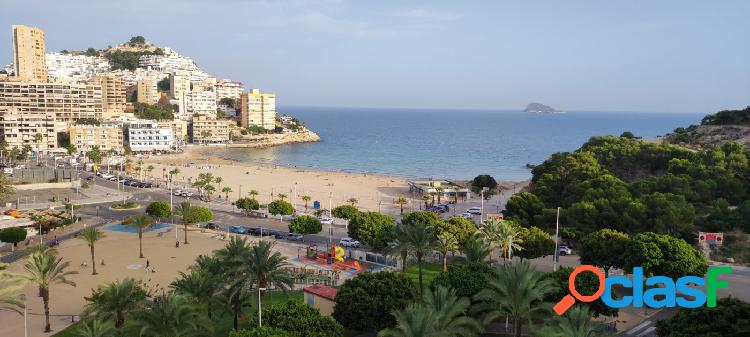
<box><xmin>0</xmin><ymin>25</ymin><xmax>316</xmax><ymax>160</ymax></box>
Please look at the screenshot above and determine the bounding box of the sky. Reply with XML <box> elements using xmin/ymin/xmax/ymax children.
<box><xmin>1</xmin><ymin>0</ymin><xmax>748</xmax><ymax>113</ymax></box>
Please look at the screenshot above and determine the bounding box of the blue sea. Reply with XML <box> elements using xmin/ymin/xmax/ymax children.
<box><xmin>216</xmin><ymin>107</ymin><xmax>704</xmax><ymax>181</ymax></box>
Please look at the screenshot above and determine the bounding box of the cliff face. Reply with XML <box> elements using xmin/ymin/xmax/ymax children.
<box><xmin>667</xmin><ymin>124</ymin><xmax>750</xmax><ymax>149</ymax></box>
<box><xmin>230</xmin><ymin>129</ymin><xmax>321</xmax><ymax>148</ymax></box>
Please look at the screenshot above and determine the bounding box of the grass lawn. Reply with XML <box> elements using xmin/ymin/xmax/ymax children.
<box><xmin>403</xmin><ymin>262</ymin><xmax>442</xmax><ymax>287</ymax></box>
<box><xmin>52</xmin><ymin>290</ymin><xmax>304</xmax><ymax>337</ymax></box>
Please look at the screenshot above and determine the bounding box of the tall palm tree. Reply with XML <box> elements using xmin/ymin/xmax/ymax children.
<box><xmin>248</xmin><ymin>190</ymin><xmax>259</xmax><ymax>200</ymax></box>
<box><xmin>478</xmin><ymin>219</ymin><xmax>523</xmax><ymax>264</ymax></box>
<box><xmin>221</xmin><ymin>281</ymin><xmax>254</xmax><ymax>331</ymax></box>
<box><xmin>424</xmin><ymin>286</ymin><xmax>483</xmax><ymax>337</ymax></box>
<box><xmin>435</xmin><ymin>186</ymin><xmax>445</xmax><ymax>204</ymax></box>
<box><xmin>301</xmin><ymin>195</ymin><xmax>312</xmax><ymax>210</ymax></box>
<box><xmin>146</xmin><ymin>165</ymin><xmax>155</xmax><ymax>178</ymax></box>
<box><xmin>215</xmin><ymin>176</ymin><xmax>223</xmax><ymax>190</ymax></box>
<box><xmin>17</xmin><ymin>251</ymin><xmax>78</xmax><ymax>332</ymax></box>
<box><xmin>396</xmin><ymin>196</ymin><xmax>408</xmax><ymax>215</ymax></box>
<box><xmin>436</xmin><ymin>233</ymin><xmax>459</xmax><ymax>272</ymax></box>
<box><xmin>429</xmin><ymin>192</ymin><xmax>437</xmax><ymax>207</ymax></box>
<box><xmin>215</xmin><ymin>236</ymin><xmax>252</xmax><ymax>272</ymax></box>
<box><xmin>399</xmin><ymin>223</ymin><xmax>438</xmax><ymax>294</ymax></box>
<box><xmin>473</xmin><ymin>261</ymin><xmax>554</xmax><ymax>337</ymax></box>
<box><xmin>421</xmin><ymin>195</ymin><xmax>431</xmax><ymax>210</ymax></box>
<box><xmin>0</xmin><ymin>273</ymin><xmax>25</xmax><ymax>315</ymax></box>
<box><xmin>78</xmin><ymin>227</ymin><xmax>105</xmax><ymax>275</ymax></box>
<box><xmin>222</xmin><ymin>186</ymin><xmax>232</xmax><ymax>201</ymax></box>
<box><xmin>534</xmin><ymin>306</ymin><xmax>602</xmax><ymax>337</ymax></box>
<box><xmin>173</xmin><ymin>201</ymin><xmax>193</xmax><ymax>244</ymax></box>
<box><xmin>277</xmin><ymin>193</ymin><xmax>288</xmax><ymax>201</ymax></box>
<box><xmin>83</xmin><ymin>278</ymin><xmax>148</xmax><ymax>328</ymax></box>
<box><xmin>133</xmin><ymin>292</ymin><xmax>208</xmax><ymax>337</ymax></box>
<box><xmin>452</xmin><ymin>186</ymin><xmax>461</xmax><ymax>205</ymax></box>
<box><xmin>125</xmin><ymin>213</ymin><xmax>154</xmax><ymax>258</ymax></box>
<box><xmin>204</xmin><ymin>184</ymin><xmax>216</xmax><ymax>201</ymax></box>
<box><xmin>239</xmin><ymin>241</ymin><xmax>294</xmax><ymax>306</ymax></box>
<box><xmin>74</xmin><ymin>318</ymin><xmax>116</xmax><ymax>337</ymax></box>
<box><xmin>378</xmin><ymin>304</ymin><xmax>449</xmax><ymax>337</ymax></box>
<box><xmin>171</xmin><ymin>269</ymin><xmax>219</xmax><ymax>318</ymax></box>
<box><xmin>387</xmin><ymin>224</ymin><xmax>411</xmax><ymax>272</ymax></box>
<box><xmin>169</xmin><ymin>168</ymin><xmax>180</xmax><ymax>181</ymax></box>
<box><xmin>460</xmin><ymin>235</ymin><xmax>491</xmax><ymax>264</ymax></box>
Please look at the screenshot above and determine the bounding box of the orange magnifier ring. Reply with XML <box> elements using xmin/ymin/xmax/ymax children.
<box><xmin>553</xmin><ymin>265</ymin><xmax>605</xmax><ymax>315</ymax></box>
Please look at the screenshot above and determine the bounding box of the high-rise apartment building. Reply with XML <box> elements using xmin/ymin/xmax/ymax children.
<box><xmin>12</xmin><ymin>25</ymin><xmax>48</xmax><ymax>82</ymax></box>
<box><xmin>169</xmin><ymin>71</ymin><xmax>191</xmax><ymax>119</ymax></box>
<box><xmin>136</xmin><ymin>77</ymin><xmax>158</xmax><ymax>105</ymax></box>
<box><xmin>69</xmin><ymin>122</ymin><xmax>124</xmax><ymax>154</ymax></box>
<box><xmin>0</xmin><ymin>82</ymin><xmax>103</xmax><ymax>122</ymax></box>
<box><xmin>0</xmin><ymin>111</ymin><xmax>64</xmax><ymax>154</ymax></box>
<box><xmin>186</xmin><ymin>90</ymin><xmax>217</xmax><ymax>116</ymax></box>
<box><xmin>90</xmin><ymin>73</ymin><xmax>126</xmax><ymax>119</ymax></box>
<box><xmin>190</xmin><ymin>115</ymin><xmax>234</xmax><ymax>144</ymax></box>
<box><xmin>239</xmin><ymin>89</ymin><xmax>276</xmax><ymax>130</ymax></box>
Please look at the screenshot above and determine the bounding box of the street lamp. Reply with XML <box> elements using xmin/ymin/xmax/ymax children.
<box><xmin>553</xmin><ymin>206</ymin><xmax>561</xmax><ymax>272</ymax></box>
<box><xmin>258</xmin><ymin>287</ymin><xmax>267</xmax><ymax>327</ymax></box>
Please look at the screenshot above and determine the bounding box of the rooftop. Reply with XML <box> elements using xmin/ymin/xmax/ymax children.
<box><xmin>303</xmin><ymin>284</ymin><xmax>337</xmax><ymax>301</ymax></box>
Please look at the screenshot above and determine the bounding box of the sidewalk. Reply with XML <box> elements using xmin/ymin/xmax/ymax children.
<box><xmin>14</xmin><ymin>185</ymin><xmax>130</xmax><ymax>211</ymax></box>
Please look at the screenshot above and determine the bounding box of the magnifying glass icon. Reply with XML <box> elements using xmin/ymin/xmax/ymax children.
<box><xmin>553</xmin><ymin>265</ymin><xmax>606</xmax><ymax>315</ymax></box>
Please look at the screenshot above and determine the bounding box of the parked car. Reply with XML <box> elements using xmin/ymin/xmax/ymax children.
<box><xmin>319</xmin><ymin>217</ymin><xmax>334</xmax><ymax>225</ymax></box>
<box><xmin>467</xmin><ymin>207</ymin><xmax>482</xmax><ymax>215</ymax></box>
<box><xmin>436</xmin><ymin>204</ymin><xmax>450</xmax><ymax>212</ymax></box>
<box><xmin>339</xmin><ymin>237</ymin><xmax>361</xmax><ymax>248</ymax></box>
<box><xmin>202</xmin><ymin>222</ymin><xmax>219</xmax><ymax>230</ymax></box>
<box><xmin>559</xmin><ymin>245</ymin><xmax>573</xmax><ymax>256</ymax></box>
<box><xmin>229</xmin><ymin>226</ymin><xmax>248</xmax><ymax>234</ymax></box>
<box><xmin>246</xmin><ymin>227</ymin><xmax>261</xmax><ymax>236</ymax></box>
<box><xmin>287</xmin><ymin>233</ymin><xmax>304</xmax><ymax>241</ymax></box>
<box><xmin>85</xmin><ymin>176</ymin><xmax>94</xmax><ymax>181</ymax></box>
<box><xmin>459</xmin><ymin>212</ymin><xmax>473</xmax><ymax>218</ymax></box>
<box><xmin>430</xmin><ymin>206</ymin><xmax>445</xmax><ymax>214</ymax></box>
<box><xmin>271</xmin><ymin>230</ymin><xmax>288</xmax><ymax>239</ymax></box>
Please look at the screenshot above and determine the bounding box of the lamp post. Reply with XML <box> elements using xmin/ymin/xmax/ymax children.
<box><xmin>553</xmin><ymin>206</ymin><xmax>561</xmax><ymax>272</ymax></box>
<box><xmin>258</xmin><ymin>287</ymin><xmax>267</xmax><ymax>327</ymax></box>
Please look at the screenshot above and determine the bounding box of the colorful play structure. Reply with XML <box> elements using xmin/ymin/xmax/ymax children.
<box><xmin>301</xmin><ymin>244</ymin><xmax>364</xmax><ymax>275</ymax></box>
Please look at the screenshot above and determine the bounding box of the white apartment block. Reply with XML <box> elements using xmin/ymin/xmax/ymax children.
<box><xmin>46</xmin><ymin>53</ymin><xmax>111</xmax><ymax>83</ymax></box>
<box><xmin>0</xmin><ymin>111</ymin><xmax>65</xmax><ymax>154</ymax></box>
<box><xmin>125</xmin><ymin>120</ymin><xmax>174</xmax><ymax>152</ymax></box>
<box><xmin>186</xmin><ymin>90</ymin><xmax>217</xmax><ymax>116</ymax></box>
<box><xmin>215</xmin><ymin>79</ymin><xmax>244</xmax><ymax>102</ymax></box>
<box><xmin>0</xmin><ymin>81</ymin><xmax>103</xmax><ymax>122</ymax></box>
<box><xmin>139</xmin><ymin>48</ymin><xmax>208</xmax><ymax>82</ymax></box>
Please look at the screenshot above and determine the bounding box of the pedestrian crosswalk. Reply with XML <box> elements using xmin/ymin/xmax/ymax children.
<box><xmin>622</xmin><ymin>320</ymin><xmax>657</xmax><ymax>337</ymax></box>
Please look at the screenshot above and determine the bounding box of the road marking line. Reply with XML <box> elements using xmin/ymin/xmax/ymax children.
<box><xmin>636</xmin><ymin>326</ymin><xmax>656</xmax><ymax>337</ymax></box>
<box><xmin>626</xmin><ymin>320</ymin><xmax>652</xmax><ymax>335</ymax></box>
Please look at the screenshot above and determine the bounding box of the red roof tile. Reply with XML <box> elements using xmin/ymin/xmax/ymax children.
<box><xmin>303</xmin><ymin>285</ymin><xmax>337</xmax><ymax>300</ymax></box>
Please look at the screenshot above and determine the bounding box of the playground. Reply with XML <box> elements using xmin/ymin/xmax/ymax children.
<box><xmin>290</xmin><ymin>244</ymin><xmax>382</xmax><ymax>280</ymax></box>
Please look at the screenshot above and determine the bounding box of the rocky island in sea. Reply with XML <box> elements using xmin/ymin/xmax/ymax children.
<box><xmin>524</xmin><ymin>102</ymin><xmax>559</xmax><ymax>113</ymax></box>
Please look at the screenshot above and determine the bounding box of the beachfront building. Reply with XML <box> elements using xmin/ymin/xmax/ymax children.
<box><xmin>408</xmin><ymin>180</ymin><xmax>470</xmax><ymax>201</ymax></box>
<box><xmin>136</xmin><ymin>76</ymin><xmax>159</xmax><ymax>105</ymax></box>
<box><xmin>125</xmin><ymin>120</ymin><xmax>174</xmax><ymax>152</ymax></box>
<box><xmin>69</xmin><ymin>122</ymin><xmax>125</xmax><ymax>155</ymax></box>
<box><xmin>0</xmin><ymin>111</ymin><xmax>64</xmax><ymax>155</ymax></box>
<box><xmin>239</xmin><ymin>88</ymin><xmax>276</xmax><ymax>130</ymax></box>
<box><xmin>0</xmin><ymin>81</ymin><xmax>104</xmax><ymax>122</ymax></box>
<box><xmin>215</xmin><ymin>79</ymin><xmax>244</xmax><ymax>102</ymax></box>
<box><xmin>156</xmin><ymin>119</ymin><xmax>188</xmax><ymax>148</ymax></box>
<box><xmin>190</xmin><ymin>115</ymin><xmax>234</xmax><ymax>144</ymax></box>
<box><xmin>90</xmin><ymin>73</ymin><xmax>126</xmax><ymax>119</ymax></box>
<box><xmin>12</xmin><ymin>25</ymin><xmax>48</xmax><ymax>82</ymax></box>
<box><xmin>185</xmin><ymin>90</ymin><xmax>217</xmax><ymax>116</ymax></box>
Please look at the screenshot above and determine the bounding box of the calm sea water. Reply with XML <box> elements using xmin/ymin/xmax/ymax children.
<box><xmin>216</xmin><ymin>107</ymin><xmax>704</xmax><ymax>181</ymax></box>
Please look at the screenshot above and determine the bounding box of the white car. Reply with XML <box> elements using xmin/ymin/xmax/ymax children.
<box><xmin>320</xmin><ymin>217</ymin><xmax>334</xmax><ymax>225</ymax></box>
<box><xmin>339</xmin><ymin>238</ymin><xmax>361</xmax><ymax>248</ymax></box>
<box><xmin>467</xmin><ymin>207</ymin><xmax>482</xmax><ymax>215</ymax></box>
<box><xmin>559</xmin><ymin>245</ymin><xmax>573</xmax><ymax>256</ymax></box>
<box><xmin>460</xmin><ymin>212</ymin><xmax>473</xmax><ymax>218</ymax></box>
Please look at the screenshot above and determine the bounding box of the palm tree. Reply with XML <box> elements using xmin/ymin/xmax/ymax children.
<box><xmin>460</xmin><ymin>235</ymin><xmax>491</xmax><ymax>264</ymax></box>
<box><xmin>429</xmin><ymin>192</ymin><xmax>437</xmax><ymax>207</ymax></box>
<box><xmin>204</xmin><ymin>184</ymin><xmax>216</xmax><ymax>201</ymax></box>
<box><xmin>301</xmin><ymin>195</ymin><xmax>312</xmax><ymax>210</ymax></box>
<box><xmin>169</xmin><ymin>168</ymin><xmax>181</xmax><ymax>181</ymax></box>
<box><xmin>171</xmin><ymin>269</ymin><xmax>219</xmax><ymax>318</ymax></box>
<box><xmin>239</xmin><ymin>241</ymin><xmax>294</xmax><ymax>306</ymax></box>
<box><xmin>78</xmin><ymin>226</ymin><xmax>105</xmax><ymax>275</ymax></box>
<box><xmin>399</xmin><ymin>223</ymin><xmax>438</xmax><ymax>294</ymax></box>
<box><xmin>83</xmin><ymin>278</ymin><xmax>147</xmax><ymax>328</ymax></box>
<box><xmin>421</xmin><ymin>195</ymin><xmax>431</xmax><ymax>210</ymax></box>
<box><xmin>424</xmin><ymin>286</ymin><xmax>483</xmax><ymax>337</ymax></box>
<box><xmin>473</xmin><ymin>261</ymin><xmax>554</xmax><ymax>337</ymax></box>
<box><xmin>452</xmin><ymin>186</ymin><xmax>461</xmax><ymax>205</ymax></box>
<box><xmin>221</xmin><ymin>281</ymin><xmax>254</xmax><ymax>331</ymax></box>
<box><xmin>248</xmin><ymin>190</ymin><xmax>259</xmax><ymax>200</ymax></box>
<box><xmin>215</xmin><ymin>177</ymin><xmax>223</xmax><ymax>190</ymax></box>
<box><xmin>133</xmin><ymin>292</ymin><xmax>208</xmax><ymax>337</ymax></box>
<box><xmin>17</xmin><ymin>251</ymin><xmax>78</xmax><ymax>332</ymax></box>
<box><xmin>396</xmin><ymin>196</ymin><xmax>408</xmax><ymax>215</ymax></box>
<box><xmin>378</xmin><ymin>304</ymin><xmax>449</xmax><ymax>337</ymax></box>
<box><xmin>125</xmin><ymin>213</ymin><xmax>154</xmax><ymax>258</ymax></box>
<box><xmin>277</xmin><ymin>193</ymin><xmax>288</xmax><ymax>201</ymax></box>
<box><xmin>387</xmin><ymin>224</ymin><xmax>411</xmax><ymax>272</ymax></box>
<box><xmin>480</xmin><ymin>219</ymin><xmax>523</xmax><ymax>263</ymax></box>
<box><xmin>0</xmin><ymin>273</ymin><xmax>25</xmax><ymax>315</ymax></box>
<box><xmin>33</xmin><ymin>133</ymin><xmax>44</xmax><ymax>160</ymax></box>
<box><xmin>146</xmin><ymin>165</ymin><xmax>154</xmax><ymax>178</ymax></box>
<box><xmin>222</xmin><ymin>186</ymin><xmax>232</xmax><ymax>201</ymax></box>
<box><xmin>436</xmin><ymin>233</ymin><xmax>459</xmax><ymax>272</ymax></box>
<box><xmin>534</xmin><ymin>306</ymin><xmax>602</xmax><ymax>337</ymax></box>
<box><xmin>435</xmin><ymin>186</ymin><xmax>445</xmax><ymax>204</ymax></box>
<box><xmin>173</xmin><ymin>201</ymin><xmax>193</xmax><ymax>244</ymax></box>
<box><xmin>215</xmin><ymin>236</ymin><xmax>252</xmax><ymax>272</ymax></box>
<box><xmin>347</xmin><ymin>197</ymin><xmax>359</xmax><ymax>207</ymax></box>
<box><xmin>74</xmin><ymin>318</ymin><xmax>116</xmax><ymax>337</ymax></box>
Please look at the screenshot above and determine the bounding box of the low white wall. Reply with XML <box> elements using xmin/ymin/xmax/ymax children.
<box><xmin>14</xmin><ymin>180</ymin><xmax>81</xmax><ymax>190</ymax></box>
